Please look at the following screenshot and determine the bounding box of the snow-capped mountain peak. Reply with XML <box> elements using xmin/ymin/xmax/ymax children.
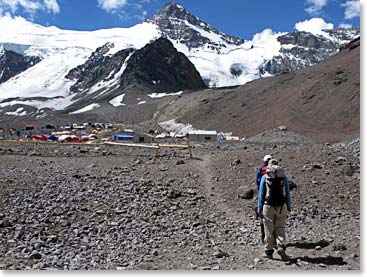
<box><xmin>0</xmin><ymin>14</ymin><xmax>161</xmax><ymax>55</ymax></box>
<box><xmin>0</xmin><ymin>14</ymin><xmax>161</xmax><ymax>109</ymax></box>
<box><xmin>0</xmin><ymin>2</ymin><xmax>360</xmax><ymax>116</ymax></box>
<box><xmin>147</xmin><ymin>1</ymin><xmax>244</xmax><ymax>50</ymax></box>
<box><xmin>157</xmin><ymin>2</ymin><xmax>192</xmax><ymax>18</ymax></box>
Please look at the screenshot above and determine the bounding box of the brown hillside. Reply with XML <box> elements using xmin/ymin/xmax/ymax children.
<box><xmin>173</xmin><ymin>38</ymin><xmax>360</xmax><ymax>143</ymax></box>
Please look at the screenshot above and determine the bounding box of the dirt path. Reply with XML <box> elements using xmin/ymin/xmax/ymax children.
<box><xmin>194</xmin><ymin>153</ymin><xmax>246</xmax><ymax>223</ymax></box>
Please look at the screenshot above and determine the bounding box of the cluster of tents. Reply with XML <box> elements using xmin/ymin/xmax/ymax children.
<box><xmin>30</xmin><ymin>132</ymin><xmax>98</xmax><ymax>143</ymax></box>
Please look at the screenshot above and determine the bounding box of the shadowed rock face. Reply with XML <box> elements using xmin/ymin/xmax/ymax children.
<box><xmin>65</xmin><ymin>43</ymin><xmax>134</xmax><ymax>93</ymax></box>
<box><xmin>64</xmin><ymin>37</ymin><xmax>205</xmax><ymax>105</ymax></box>
<box><xmin>119</xmin><ymin>37</ymin><xmax>206</xmax><ymax>93</ymax></box>
<box><xmin>0</xmin><ymin>48</ymin><xmax>41</xmax><ymax>84</ymax></box>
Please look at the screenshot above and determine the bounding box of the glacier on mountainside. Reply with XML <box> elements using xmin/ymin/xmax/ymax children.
<box><xmin>0</xmin><ymin>5</ymin><xmax>360</xmax><ymax>112</ymax></box>
<box><xmin>0</xmin><ymin>15</ymin><xmax>161</xmax><ymax>110</ymax></box>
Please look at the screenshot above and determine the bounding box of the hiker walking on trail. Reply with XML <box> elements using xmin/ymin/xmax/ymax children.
<box><xmin>257</xmin><ymin>159</ymin><xmax>291</xmax><ymax>261</ymax></box>
<box><xmin>255</xmin><ymin>154</ymin><xmax>272</xmax><ymax>243</ymax></box>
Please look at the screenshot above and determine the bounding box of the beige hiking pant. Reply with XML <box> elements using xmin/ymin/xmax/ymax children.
<box><xmin>263</xmin><ymin>203</ymin><xmax>287</xmax><ymax>251</ymax></box>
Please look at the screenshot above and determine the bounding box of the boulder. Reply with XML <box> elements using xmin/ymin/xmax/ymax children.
<box><xmin>30</xmin><ymin>252</ymin><xmax>43</xmax><ymax>260</ymax></box>
<box><xmin>312</xmin><ymin>163</ymin><xmax>323</xmax><ymax>169</ymax></box>
<box><xmin>332</xmin><ymin>244</ymin><xmax>347</xmax><ymax>251</ymax></box>
<box><xmin>238</xmin><ymin>188</ymin><xmax>254</xmax><ymax>199</ymax></box>
<box><xmin>167</xmin><ymin>190</ymin><xmax>182</xmax><ymax>199</ymax></box>
<box><xmin>175</xmin><ymin>160</ymin><xmax>185</xmax><ymax>165</ymax></box>
<box><xmin>231</xmin><ymin>159</ymin><xmax>241</xmax><ymax>166</ymax></box>
<box><xmin>213</xmin><ymin>249</ymin><xmax>229</xmax><ymax>258</ymax></box>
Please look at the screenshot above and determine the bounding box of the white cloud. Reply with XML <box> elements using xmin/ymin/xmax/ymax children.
<box><xmin>0</xmin><ymin>0</ymin><xmax>60</xmax><ymax>19</ymax></box>
<box><xmin>305</xmin><ymin>0</ymin><xmax>328</xmax><ymax>15</ymax></box>
<box><xmin>338</xmin><ymin>22</ymin><xmax>352</xmax><ymax>29</ymax></box>
<box><xmin>2</xmin><ymin>0</ymin><xmax>39</xmax><ymax>14</ymax></box>
<box><xmin>252</xmin><ymin>29</ymin><xmax>277</xmax><ymax>45</ymax></box>
<box><xmin>342</xmin><ymin>0</ymin><xmax>360</xmax><ymax>19</ymax></box>
<box><xmin>97</xmin><ymin>0</ymin><xmax>127</xmax><ymax>13</ymax></box>
<box><xmin>98</xmin><ymin>0</ymin><xmax>151</xmax><ymax>21</ymax></box>
<box><xmin>44</xmin><ymin>0</ymin><xmax>59</xmax><ymax>14</ymax></box>
<box><xmin>295</xmin><ymin>18</ymin><xmax>334</xmax><ymax>36</ymax></box>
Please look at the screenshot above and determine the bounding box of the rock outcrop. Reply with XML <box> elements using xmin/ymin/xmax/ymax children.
<box><xmin>65</xmin><ymin>43</ymin><xmax>134</xmax><ymax>93</ymax></box>
<box><xmin>0</xmin><ymin>47</ymin><xmax>41</xmax><ymax>84</ymax></box>
<box><xmin>119</xmin><ymin>37</ymin><xmax>206</xmax><ymax>93</ymax></box>
<box><xmin>260</xmin><ymin>29</ymin><xmax>360</xmax><ymax>75</ymax></box>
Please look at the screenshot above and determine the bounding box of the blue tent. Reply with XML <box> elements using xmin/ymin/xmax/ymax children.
<box><xmin>114</xmin><ymin>134</ymin><xmax>134</xmax><ymax>141</ymax></box>
<box><xmin>48</xmin><ymin>134</ymin><xmax>58</xmax><ymax>142</ymax></box>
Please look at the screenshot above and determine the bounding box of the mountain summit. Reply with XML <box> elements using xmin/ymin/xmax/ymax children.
<box><xmin>155</xmin><ymin>2</ymin><xmax>193</xmax><ymax>19</ymax></box>
<box><xmin>147</xmin><ymin>2</ymin><xmax>244</xmax><ymax>50</ymax></box>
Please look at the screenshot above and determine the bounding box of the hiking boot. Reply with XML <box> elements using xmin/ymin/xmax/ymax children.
<box><xmin>262</xmin><ymin>250</ymin><xmax>274</xmax><ymax>259</ymax></box>
<box><xmin>277</xmin><ymin>249</ymin><xmax>290</xmax><ymax>261</ymax></box>
<box><xmin>262</xmin><ymin>253</ymin><xmax>273</xmax><ymax>259</ymax></box>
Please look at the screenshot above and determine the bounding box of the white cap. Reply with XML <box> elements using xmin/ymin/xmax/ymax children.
<box><xmin>263</xmin><ymin>155</ymin><xmax>272</xmax><ymax>162</ymax></box>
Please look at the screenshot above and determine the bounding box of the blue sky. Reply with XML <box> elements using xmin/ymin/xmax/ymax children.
<box><xmin>0</xmin><ymin>0</ymin><xmax>361</xmax><ymax>39</ymax></box>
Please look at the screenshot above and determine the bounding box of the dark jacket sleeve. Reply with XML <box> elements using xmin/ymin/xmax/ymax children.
<box><xmin>284</xmin><ymin>176</ymin><xmax>291</xmax><ymax>210</ymax></box>
<box><xmin>256</xmin><ymin>168</ymin><xmax>261</xmax><ymax>190</ymax></box>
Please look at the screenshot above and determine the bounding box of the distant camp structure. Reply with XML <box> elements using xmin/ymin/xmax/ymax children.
<box><xmin>188</xmin><ymin>130</ymin><xmax>218</xmax><ymax>142</ymax></box>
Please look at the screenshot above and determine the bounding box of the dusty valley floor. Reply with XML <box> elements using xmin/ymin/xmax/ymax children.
<box><xmin>0</xmin><ymin>130</ymin><xmax>360</xmax><ymax>270</ymax></box>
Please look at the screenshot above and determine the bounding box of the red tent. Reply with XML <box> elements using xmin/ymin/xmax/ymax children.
<box><xmin>31</xmin><ymin>135</ymin><xmax>48</xmax><ymax>141</ymax></box>
<box><xmin>25</xmin><ymin>125</ymin><xmax>35</xmax><ymax>130</ymax></box>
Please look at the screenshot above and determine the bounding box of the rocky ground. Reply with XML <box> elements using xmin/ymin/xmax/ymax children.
<box><xmin>0</xmin><ymin>130</ymin><xmax>360</xmax><ymax>270</ymax></box>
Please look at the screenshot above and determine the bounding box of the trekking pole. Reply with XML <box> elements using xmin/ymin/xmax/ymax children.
<box><xmin>254</xmin><ymin>207</ymin><xmax>265</xmax><ymax>244</ymax></box>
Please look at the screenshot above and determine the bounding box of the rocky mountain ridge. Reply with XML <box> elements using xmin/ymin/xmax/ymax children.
<box><xmin>62</xmin><ymin>3</ymin><xmax>359</xmax><ymax>96</ymax></box>
<box><xmin>61</xmin><ymin>37</ymin><xmax>205</xmax><ymax>111</ymax></box>
<box><xmin>119</xmin><ymin>37</ymin><xmax>206</xmax><ymax>94</ymax></box>
<box><xmin>147</xmin><ymin>2</ymin><xmax>244</xmax><ymax>51</ymax></box>
<box><xmin>65</xmin><ymin>43</ymin><xmax>134</xmax><ymax>95</ymax></box>
<box><xmin>0</xmin><ymin>46</ymin><xmax>41</xmax><ymax>84</ymax></box>
<box><xmin>261</xmin><ymin>28</ymin><xmax>360</xmax><ymax>75</ymax></box>
<box><xmin>0</xmin><ymin>1</ymin><xmax>360</xmax><ymax>118</ymax></box>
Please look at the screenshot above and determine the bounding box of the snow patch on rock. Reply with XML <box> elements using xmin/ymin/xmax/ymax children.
<box><xmin>69</xmin><ymin>103</ymin><xmax>100</xmax><ymax>114</ymax></box>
